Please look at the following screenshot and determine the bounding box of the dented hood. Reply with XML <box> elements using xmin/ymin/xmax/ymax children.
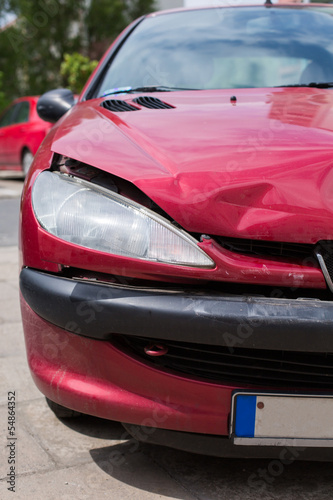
<box><xmin>51</xmin><ymin>88</ymin><xmax>333</xmax><ymax>244</ymax></box>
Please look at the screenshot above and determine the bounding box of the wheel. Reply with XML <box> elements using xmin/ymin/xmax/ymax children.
<box><xmin>21</xmin><ymin>149</ymin><xmax>34</xmax><ymax>177</ymax></box>
<box><xmin>45</xmin><ymin>397</ymin><xmax>82</xmax><ymax>419</ymax></box>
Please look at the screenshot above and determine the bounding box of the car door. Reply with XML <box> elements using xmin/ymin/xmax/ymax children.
<box><xmin>0</xmin><ymin>103</ymin><xmax>19</xmax><ymax>168</ymax></box>
<box><xmin>5</xmin><ymin>101</ymin><xmax>31</xmax><ymax>166</ymax></box>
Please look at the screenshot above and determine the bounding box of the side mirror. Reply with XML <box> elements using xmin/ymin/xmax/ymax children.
<box><xmin>37</xmin><ymin>88</ymin><xmax>75</xmax><ymax>123</ymax></box>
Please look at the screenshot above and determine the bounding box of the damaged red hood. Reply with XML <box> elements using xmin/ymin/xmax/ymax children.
<box><xmin>51</xmin><ymin>88</ymin><xmax>333</xmax><ymax>244</ymax></box>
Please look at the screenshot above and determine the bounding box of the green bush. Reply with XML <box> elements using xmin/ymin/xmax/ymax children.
<box><xmin>60</xmin><ymin>52</ymin><xmax>98</xmax><ymax>94</ymax></box>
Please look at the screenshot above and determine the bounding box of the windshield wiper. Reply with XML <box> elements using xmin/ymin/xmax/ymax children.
<box><xmin>102</xmin><ymin>85</ymin><xmax>197</xmax><ymax>97</ymax></box>
<box><xmin>275</xmin><ymin>82</ymin><xmax>333</xmax><ymax>89</ymax></box>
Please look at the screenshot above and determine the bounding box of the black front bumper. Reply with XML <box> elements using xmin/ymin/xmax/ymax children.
<box><xmin>20</xmin><ymin>268</ymin><xmax>333</xmax><ymax>352</ymax></box>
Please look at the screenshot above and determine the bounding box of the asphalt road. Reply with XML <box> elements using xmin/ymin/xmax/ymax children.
<box><xmin>0</xmin><ymin>198</ymin><xmax>20</xmax><ymax>246</ymax></box>
<box><xmin>0</xmin><ymin>175</ymin><xmax>333</xmax><ymax>500</ymax></box>
<box><xmin>0</xmin><ymin>175</ymin><xmax>22</xmax><ymax>246</ymax></box>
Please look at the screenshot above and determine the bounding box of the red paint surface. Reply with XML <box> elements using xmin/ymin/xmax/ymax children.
<box><xmin>50</xmin><ymin>88</ymin><xmax>333</xmax><ymax>244</ymax></box>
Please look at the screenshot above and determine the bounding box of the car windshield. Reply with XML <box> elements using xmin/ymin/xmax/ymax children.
<box><xmin>96</xmin><ymin>6</ymin><xmax>333</xmax><ymax>95</ymax></box>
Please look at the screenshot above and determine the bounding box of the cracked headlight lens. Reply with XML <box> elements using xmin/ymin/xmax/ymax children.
<box><xmin>32</xmin><ymin>170</ymin><xmax>215</xmax><ymax>268</ymax></box>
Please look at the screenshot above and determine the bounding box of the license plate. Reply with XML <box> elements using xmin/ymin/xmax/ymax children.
<box><xmin>231</xmin><ymin>392</ymin><xmax>333</xmax><ymax>447</ymax></box>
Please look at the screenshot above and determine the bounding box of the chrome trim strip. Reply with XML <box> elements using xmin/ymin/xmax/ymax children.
<box><xmin>316</xmin><ymin>251</ymin><xmax>333</xmax><ymax>293</ymax></box>
<box><xmin>233</xmin><ymin>437</ymin><xmax>333</xmax><ymax>447</ymax></box>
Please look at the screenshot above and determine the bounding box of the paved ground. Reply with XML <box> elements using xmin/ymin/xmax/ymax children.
<box><xmin>0</xmin><ymin>176</ymin><xmax>333</xmax><ymax>499</ymax></box>
<box><xmin>0</xmin><ymin>172</ymin><xmax>24</xmax><ymax>199</ymax></box>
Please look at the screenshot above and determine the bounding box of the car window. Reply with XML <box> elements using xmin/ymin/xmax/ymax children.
<box><xmin>96</xmin><ymin>6</ymin><xmax>333</xmax><ymax>94</ymax></box>
<box><xmin>0</xmin><ymin>104</ymin><xmax>19</xmax><ymax>128</ymax></box>
<box><xmin>14</xmin><ymin>101</ymin><xmax>30</xmax><ymax>124</ymax></box>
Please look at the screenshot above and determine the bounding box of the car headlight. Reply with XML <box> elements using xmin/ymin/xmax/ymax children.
<box><xmin>32</xmin><ymin>170</ymin><xmax>215</xmax><ymax>268</ymax></box>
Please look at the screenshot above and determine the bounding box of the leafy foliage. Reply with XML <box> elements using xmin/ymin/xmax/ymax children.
<box><xmin>60</xmin><ymin>52</ymin><xmax>98</xmax><ymax>94</ymax></box>
<box><xmin>87</xmin><ymin>0</ymin><xmax>155</xmax><ymax>54</ymax></box>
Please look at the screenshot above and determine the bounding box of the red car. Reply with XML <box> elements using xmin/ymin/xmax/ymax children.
<box><xmin>0</xmin><ymin>96</ymin><xmax>51</xmax><ymax>176</ymax></box>
<box><xmin>20</xmin><ymin>4</ymin><xmax>333</xmax><ymax>459</ymax></box>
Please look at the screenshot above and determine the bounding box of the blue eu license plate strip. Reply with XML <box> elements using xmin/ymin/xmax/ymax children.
<box><xmin>234</xmin><ymin>395</ymin><xmax>257</xmax><ymax>438</ymax></box>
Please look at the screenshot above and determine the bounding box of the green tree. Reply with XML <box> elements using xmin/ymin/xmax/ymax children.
<box><xmin>0</xmin><ymin>71</ymin><xmax>10</xmax><ymax>112</ymax></box>
<box><xmin>87</xmin><ymin>0</ymin><xmax>155</xmax><ymax>58</ymax></box>
<box><xmin>6</xmin><ymin>0</ymin><xmax>86</xmax><ymax>94</ymax></box>
<box><xmin>127</xmin><ymin>0</ymin><xmax>155</xmax><ymax>20</ymax></box>
<box><xmin>0</xmin><ymin>22</ymin><xmax>22</xmax><ymax>102</ymax></box>
<box><xmin>0</xmin><ymin>0</ymin><xmax>155</xmax><ymax>103</ymax></box>
<box><xmin>0</xmin><ymin>0</ymin><xmax>87</xmax><ymax>100</ymax></box>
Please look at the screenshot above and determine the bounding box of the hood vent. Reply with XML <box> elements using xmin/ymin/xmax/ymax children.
<box><xmin>101</xmin><ymin>100</ymin><xmax>139</xmax><ymax>112</ymax></box>
<box><xmin>133</xmin><ymin>96</ymin><xmax>175</xmax><ymax>110</ymax></box>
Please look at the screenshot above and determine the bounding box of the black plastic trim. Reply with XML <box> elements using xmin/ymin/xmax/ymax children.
<box><xmin>133</xmin><ymin>96</ymin><xmax>175</xmax><ymax>109</ymax></box>
<box><xmin>122</xmin><ymin>424</ymin><xmax>333</xmax><ymax>460</ymax></box>
<box><xmin>20</xmin><ymin>268</ymin><xmax>333</xmax><ymax>352</ymax></box>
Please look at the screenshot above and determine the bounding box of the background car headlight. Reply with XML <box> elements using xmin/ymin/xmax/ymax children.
<box><xmin>32</xmin><ymin>170</ymin><xmax>215</xmax><ymax>268</ymax></box>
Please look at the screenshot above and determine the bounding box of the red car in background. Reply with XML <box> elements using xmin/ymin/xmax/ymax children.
<box><xmin>0</xmin><ymin>96</ymin><xmax>51</xmax><ymax>176</ymax></box>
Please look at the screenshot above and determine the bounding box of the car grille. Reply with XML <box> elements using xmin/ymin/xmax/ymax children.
<box><xmin>215</xmin><ymin>236</ymin><xmax>314</xmax><ymax>260</ymax></box>
<box><xmin>114</xmin><ymin>335</ymin><xmax>333</xmax><ymax>389</ymax></box>
<box><xmin>323</xmin><ymin>252</ymin><xmax>333</xmax><ymax>278</ymax></box>
<box><xmin>133</xmin><ymin>96</ymin><xmax>175</xmax><ymax>109</ymax></box>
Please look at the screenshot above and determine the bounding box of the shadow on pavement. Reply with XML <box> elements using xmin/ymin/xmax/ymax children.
<box><xmin>89</xmin><ymin>440</ymin><xmax>333</xmax><ymax>500</ymax></box>
<box><xmin>57</xmin><ymin>413</ymin><xmax>126</xmax><ymax>440</ymax></box>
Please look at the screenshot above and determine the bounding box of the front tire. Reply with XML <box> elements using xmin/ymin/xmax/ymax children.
<box><xmin>22</xmin><ymin>149</ymin><xmax>34</xmax><ymax>177</ymax></box>
<box><xmin>46</xmin><ymin>397</ymin><xmax>82</xmax><ymax>419</ymax></box>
